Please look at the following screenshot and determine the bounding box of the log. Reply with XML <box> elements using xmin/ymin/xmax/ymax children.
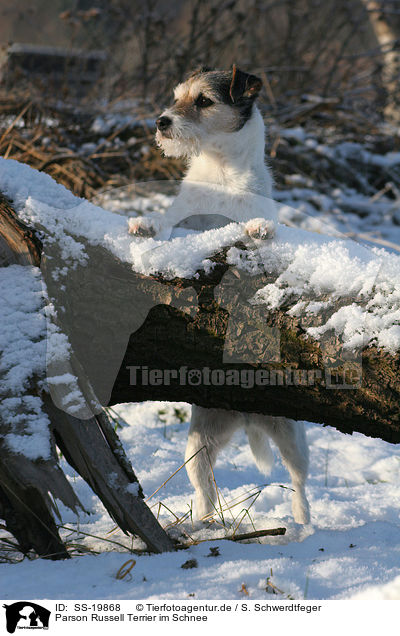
<box><xmin>0</xmin><ymin>169</ymin><xmax>399</xmax><ymax>559</ymax></box>
<box><xmin>107</xmin><ymin>258</ymin><xmax>400</xmax><ymax>442</ymax></box>
<box><xmin>110</xmin><ymin>320</ymin><xmax>399</xmax><ymax>442</ymax></box>
<box><xmin>0</xmin><ymin>193</ymin><xmax>42</xmax><ymax>266</ymax></box>
<box><xmin>0</xmin><ymin>193</ymin><xmax>78</xmax><ymax>558</ymax></box>
<box><xmin>46</xmin><ymin>239</ymin><xmax>399</xmax><ymax>442</ymax></box>
<box><xmin>43</xmin><ymin>398</ymin><xmax>175</xmax><ymax>554</ymax></box>
<box><xmin>0</xmin><ymin>194</ymin><xmax>174</xmax><ymax>558</ymax></box>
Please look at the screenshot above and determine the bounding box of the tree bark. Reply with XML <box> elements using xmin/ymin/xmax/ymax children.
<box><xmin>106</xmin><ymin>255</ymin><xmax>400</xmax><ymax>443</ymax></box>
<box><xmin>362</xmin><ymin>0</ymin><xmax>400</xmax><ymax>121</ymax></box>
<box><xmin>38</xmin><ymin>230</ymin><xmax>399</xmax><ymax>443</ymax></box>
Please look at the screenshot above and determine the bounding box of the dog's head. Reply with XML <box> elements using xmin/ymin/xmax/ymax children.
<box><xmin>155</xmin><ymin>65</ymin><xmax>263</xmax><ymax>158</ymax></box>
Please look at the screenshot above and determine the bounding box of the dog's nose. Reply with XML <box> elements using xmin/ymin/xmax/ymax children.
<box><xmin>156</xmin><ymin>115</ymin><xmax>172</xmax><ymax>132</ymax></box>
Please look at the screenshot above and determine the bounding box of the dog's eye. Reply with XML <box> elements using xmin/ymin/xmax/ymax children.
<box><xmin>195</xmin><ymin>94</ymin><xmax>214</xmax><ymax>108</ymax></box>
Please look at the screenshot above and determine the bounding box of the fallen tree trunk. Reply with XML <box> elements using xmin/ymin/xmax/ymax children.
<box><xmin>0</xmin><ymin>170</ymin><xmax>399</xmax><ymax>557</ymax></box>
<box><xmin>0</xmin><ymin>193</ymin><xmax>174</xmax><ymax>558</ymax></box>
<box><xmin>108</xmin><ymin>267</ymin><xmax>400</xmax><ymax>443</ymax></box>
<box><xmin>35</xmin><ymin>212</ymin><xmax>400</xmax><ymax>441</ymax></box>
<box><xmin>2</xmin><ymin>191</ymin><xmax>400</xmax><ymax>444</ymax></box>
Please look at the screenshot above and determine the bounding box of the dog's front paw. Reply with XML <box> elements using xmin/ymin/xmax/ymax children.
<box><xmin>245</xmin><ymin>218</ymin><xmax>275</xmax><ymax>240</ymax></box>
<box><xmin>128</xmin><ymin>217</ymin><xmax>157</xmax><ymax>238</ymax></box>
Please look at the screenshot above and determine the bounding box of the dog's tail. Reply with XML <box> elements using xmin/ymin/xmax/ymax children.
<box><xmin>246</xmin><ymin>423</ymin><xmax>274</xmax><ymax>475</ymax></box>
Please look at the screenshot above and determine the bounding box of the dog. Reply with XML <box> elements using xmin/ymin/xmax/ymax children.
<box><xmin>129</xmin><ymin>66</ymin><xmax>310</xmax><ymax>525</ymax></box>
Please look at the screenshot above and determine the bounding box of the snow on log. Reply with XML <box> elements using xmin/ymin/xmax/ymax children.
<box><xmin>0</xmin><ymin>159</ymin><xmax>400</xmax><ymax>558</ymax></box>
<box><xmin>0</xmin><ymin>156</ymin><xmax>399</xmax><ymax>557</ymax></box>
<box><xmin>0</xmin><ymin>173</ymin><xmax>174</xmax><ymax>557</ymax></box>
<box><xmin>0</xmin><ymin>157</ymin><xmax>399</xmax><ymax>441</ymax></box>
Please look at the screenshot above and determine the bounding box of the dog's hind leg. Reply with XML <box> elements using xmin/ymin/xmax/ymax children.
<box><xmin>266</xmin><ymin>417</ymin><xmax>310</xmax><ymax>524</ymax></box>
<box><xmin>246</xmin><ymin>419</ymin><xmax>274</xmax><ymax>475</ymax></box>
<box><xmin>185</xmin><ymin>405</ymin><xmax>242</xmax><ymax>520</ymax></box>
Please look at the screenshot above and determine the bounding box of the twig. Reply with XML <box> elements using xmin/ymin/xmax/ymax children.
<box><xmin>145</xmin><ymin>446</ymin><xmax>206</xmax><ymax>503</ymax></box>
<box><xmin>229</xmin><ymin>527</ymin><xmax>286</xmax><ymax>541</ymax></box>
<box><xmin>187</xmin><ymin>527</ymin><xmax>286</xmax><ymax>546</ymax></box>
<box><xmin>0</xmin><ymin>101</ymin><xmax>31</xmax><ymax>146</ymax></box>
<box><xmin>58</xmin><ymin>524</ymin><xmax>136</xmax><ymax>552</ymax></box>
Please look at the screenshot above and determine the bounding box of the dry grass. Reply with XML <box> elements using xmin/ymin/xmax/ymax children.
<box><xmin>0</xmin><ymin>89</ymin><xmax>184</xmax><ymax>199</ymax></box>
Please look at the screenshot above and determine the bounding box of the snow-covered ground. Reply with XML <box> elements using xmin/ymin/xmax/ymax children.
<box><xmin>1</xmin><ymin>401</ymin><xmax>400</xmax><ymax>600</ymax></box>
<box><xmin>1</xmin><ymin>131</ymin><xmax>400</xmax><ymax>601</ymax></box>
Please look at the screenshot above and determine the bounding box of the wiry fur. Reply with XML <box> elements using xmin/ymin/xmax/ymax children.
<box><xmin>129</xmin><ymin>68</ymin><xmax>275</xmax><ymax>238</ymax></box>
<box><xmin>129</xmin><ymin>67</ymin><xmax>310</xmax><ymax>524</ymax></box>
<box><xmin>155</xmin><ymin>70</ymin><xmax>271</xmax><ymax>194</ymax></box>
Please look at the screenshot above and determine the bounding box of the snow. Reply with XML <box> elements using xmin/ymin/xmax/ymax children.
<box><xmin>1</xmin><ymin>134</ymin><xmax>400</xmax><ymax>601</ymax></box>
<box><xmin>280</xmin><ymin>127</ymin><xmax>307</xmax><ymax>143</ymax></box>
<box><xmin>1</xmin><ymin>157</ymin><xmax>400</xmax><ymax>354</ymax></box>
<box><xmin>0</xmin><ymin>265</ymin><xmax>45</xmax><ymax>394</ymax></box>
<box><xmin>350</xmin><ymin>575</ymin><xmax>400</xmax><ymax>600</ymax></box>
<box><xmin>91</xmin><ymin>114</ymin><xmax>155</xmax><ymax>136</ymax></box>
<box><xmin>275</xmin><ymin>179</ymin><xmax>400</xmax><ymax>251</ymax></box>
<box><xmin>0</xmin><ymin>395</ymin><xmax>51</xmax><ymax>461</ymax></box>
<box><xmin>0</xmin><ymin>264</ymin><xmax>87</xmax><ymax>458</ymax></box>
<box><xmin>250</xmin><ymin>233</ymin><xmax>400</xmax><ymax>352</ymax></box>
<box><xmin>1</xmin><ymin>401</ymin><xmax>400</xmax><ymax>600</ymax></box>
<box><xmin>0</xmin><ymin>265</ymin><xmax>51</xmax><ymax>460</ymax></box>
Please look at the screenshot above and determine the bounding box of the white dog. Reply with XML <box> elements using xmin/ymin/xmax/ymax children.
<box><xmin>129</xmin><ymin>66</ymin><xmax>310</xmax><ymax>525</ymax></box>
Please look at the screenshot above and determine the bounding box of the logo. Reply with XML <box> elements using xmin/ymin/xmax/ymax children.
<box><xmin>3</xmin><ymin>603</ymin><xmax>50</xmax><ymax>634</ymax></box>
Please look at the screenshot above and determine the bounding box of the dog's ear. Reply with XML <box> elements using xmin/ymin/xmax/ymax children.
<box><xmin>229</xmin><ymin>65</ymin><xmax>262</xmax><ymax>102</ymax></box>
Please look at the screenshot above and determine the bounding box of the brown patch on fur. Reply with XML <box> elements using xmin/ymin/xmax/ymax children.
<box><xmin>171</xmin><ymin>97</ymin><xmax>200</xmax><ymax>122</ymax></box>
<box><xmin>171</xmin><ymin>77</ymin><xmax>216</xmax><ymax>121</ymax></box>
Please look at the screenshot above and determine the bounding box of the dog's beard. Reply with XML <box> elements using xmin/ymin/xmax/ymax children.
<box><xmin>155</xmin><ymin>129</ymin><xmax>200</xmax><ymax>159</ymax></box>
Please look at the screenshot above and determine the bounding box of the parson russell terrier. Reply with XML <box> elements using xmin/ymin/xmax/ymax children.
<box><xmin>128</xmin><ymin>66</ymin><xmax>310</xmax><ymax>524</ymax></box>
